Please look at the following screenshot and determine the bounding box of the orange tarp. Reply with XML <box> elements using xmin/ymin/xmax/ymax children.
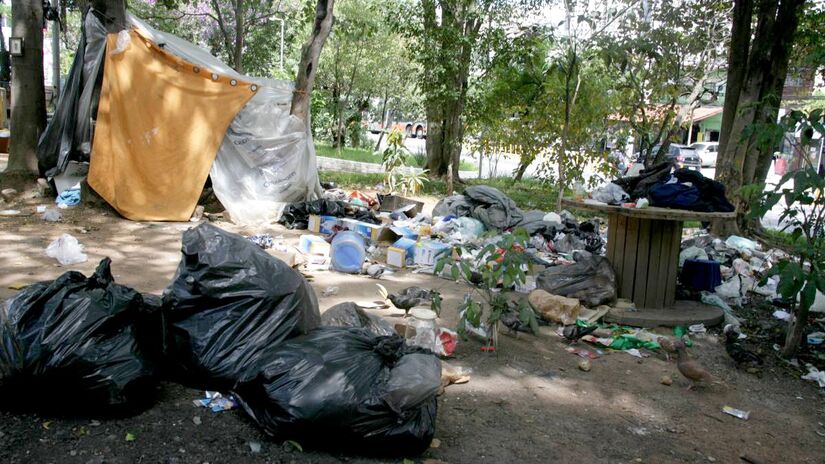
<box><xmin>88</xmin><ymin>29</ymin><xmax>256</xmax><ymax>221</ymax></box>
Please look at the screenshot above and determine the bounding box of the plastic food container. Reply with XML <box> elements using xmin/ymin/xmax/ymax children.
<box><xmin>405</xmin><ymin>308</ymin><xmax>438</xmax><ymax>352</ymax></box>
<box><xmin>330</xmin><ymin>231</ymin><xmax>366</xmax><ymax>274</ymax></box>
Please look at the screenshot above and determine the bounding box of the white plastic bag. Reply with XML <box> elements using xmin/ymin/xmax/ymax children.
<box><xmin>45</xmin><ymin>234</ymin><xmax>88</xmax><ymax>265</ymax></box>
<box><xmin>109</xmin><ymin>30</ymin><xmax>131</xmax><ymax>56</ymax></box>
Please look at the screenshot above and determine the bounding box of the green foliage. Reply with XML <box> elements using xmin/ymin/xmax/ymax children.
<box><xmin>747</xmin><ymin>109</ymin><xmax>825</xmax><ymax>356</ymax></box>
<box><xmin>600</xmin><ymin>0</ymin><xmax>729</xmax><ymax>163</ymax></box>
<box><xmin>319</xmin><ymin>169</ymin><xmax>560</xmax><ymax>211</ymax></box>
<box><xmin>436</xmin><ymin>228</ymin><xmax>537</xmax><ymax>348</ymax></box>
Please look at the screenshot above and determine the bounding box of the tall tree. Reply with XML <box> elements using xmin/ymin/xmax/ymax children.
<box><xmin>290</xmin><ymin>0</ymin><xmax>334</xmax><ymax>121</ymax></box>
<box><xmin>7</xmin><ymin>0</ymin><xmax>46</xmax><ymax>173</ymax></box>
<box><xmin>604</xmin><ymin>0</ymin><xmax>729</xmax><ymax>167</ymax></box>
<box><xmin>713</xmin><ymin>0</ymin><xmax>806</xmax><ymax>235</ymax></box>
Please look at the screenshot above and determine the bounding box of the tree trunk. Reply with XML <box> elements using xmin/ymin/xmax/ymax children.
<box><xmin>290</xmin><ymin>0</ymin><xmax>335</xmax><ymax>122</ymax></box>
<box><xmin>233</xmin><ymin>0</ymin><xmax>245</xmax><ymax>74</ymax></box>
<box><xmin>374</xmin><ymin>94</ymin><xmax>391</xmax><ymax>152</ymax></box>
<box><xmin>717</xmin><ymin>0</ymin><xmax>752</xmax><ymax>159</ymax></box>
<box><xmin>781</xmin><ymin>302</ymin><xmax>809</xmax><ymax>358</ymax></box>
<box><xmin>425</xmin><ymin>100</ymin><xmax>464</xmax><ymax>182</ymax></box>
<box><xmin>91</xmin><ymin>0</ymin><xmax>126</xmax><ymax>32</ymax></box>
<box><xmin>712</xmin><ymin>0</ymin><xmax>805</xmax><ymax>235</ymax></box>
<box><xmin>7</xmin><ymin>0</ymin><xmax>47</xmax><ymax>173</ymax></box>
<box><xmin>513</xmin><ymin>159</ymin><xmax>530</xmax><ymax>182</ymax></box>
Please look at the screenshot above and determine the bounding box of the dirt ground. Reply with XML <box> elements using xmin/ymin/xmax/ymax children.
<box><xmin>1</xmin><ymin>184</ymin><xmax>825</xmax><ymax>463</ymax></box>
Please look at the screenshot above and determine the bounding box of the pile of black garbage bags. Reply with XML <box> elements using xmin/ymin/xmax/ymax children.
<box><xmin>0</xmin><ymin>223</ymin><xmax>440</xmax><ymax>456</ymax></box>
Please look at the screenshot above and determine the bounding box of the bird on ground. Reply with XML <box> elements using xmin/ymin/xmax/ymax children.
<box><xmin>674</xmin><ymin>340</ymin><xmax>713</xmax><ymax>390</ymax></box>
<box><xmin>562</xmin><ymin>324</ymin><xmax>598</xmax><ymax>343</ymax></box>
<box><xmin>658</xmin><ymin>336</ymin><xmax>678</xmax><ymax>361</ymax></box>
<box><xmin>377</xmin><ymin>284</ymin><xmax>433</xmax><ymax>317</ymax></box>
<box><xmin>723</xmin><ymin>324</ymin><xmax>763</xmax><ymax>367</ymax></box>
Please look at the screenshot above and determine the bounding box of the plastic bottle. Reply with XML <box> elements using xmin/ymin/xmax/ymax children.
<box><xmin>330</xmin><ymin>231</ymin><xmax>366</xmax><ymax>274</ymax></box>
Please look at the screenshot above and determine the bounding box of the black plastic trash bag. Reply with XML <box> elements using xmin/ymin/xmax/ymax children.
<box><xmin>321</xmin><ymin>302</ymin><xmax>396</xmax><ymax>336</ymax></box>
<box><xmin>0</xmin><ymin>258</ymin><xmax>158</xmax><ymax>412</ymax></box>
<box><xmin>233</xmin><ymin>328</ymin><xmax>440</xmax><ymax>455</ymax></box>
<box><xmin>163</xmin><ymin>223</ymin><xmax>321</xmax><ymax>390</ymax></box>
<box><xmin>537</xmin><ymin>251</ymin><xmax>617</xmax><ymax>307</ymax></box>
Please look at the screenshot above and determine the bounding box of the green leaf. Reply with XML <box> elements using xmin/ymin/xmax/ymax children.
<box><xmin>125</xmin><ymin>432</ymin><xmax>136</xmax><ymax>442</ymax></box>
<box><xmin>777</xmin><ymin>262</ymin><xmax>805</xmax><ymax>299</ymax></box>
<box><xmin>451</xmin><ymin>264</ymin><xmax>460</xmax><ymax>281</ymax></box>
<box><xmin>799</xmin><ymin>281</ymin><xmax>817</xmax><ymax>313</ymax></box>
<box><xmin>286</xmin><ymin>440</ymin><xmax>303</xmax><ymax>452</ymax></box>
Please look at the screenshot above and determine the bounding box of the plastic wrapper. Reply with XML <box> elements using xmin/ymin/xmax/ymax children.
<box><xmin>536</xmin><ymin>252</ymin><xmax>617</xmax><ymax>307</ymax></box>
<box><xmin>321</xmin><ymin>302</ymin><xmax>395</xmax><ymax>336</ymax></box>
<box><xmin>233</xmin><ymin>328</ymin><xmax>440</xmax><ymax>455</ymax></box>
<box><xmin>162</xmin><ymin>223</ymin><xmax>321</xmax><ymax>390</ymax></box>
<box><xmin>0</xmin><ymin>258</ymin><xmax>159</xmax><ymax>412</ymax></box>
<box><xmin>591</xmin><ymin>183</ymin><xmax>629</xmax><ymax>204</ymax></box>
<box><xmin>45</xmin><ymin>233</ymin><xmax>88</xmax><ymax>265</ymax></box>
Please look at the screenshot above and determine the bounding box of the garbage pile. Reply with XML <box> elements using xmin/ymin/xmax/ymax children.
<box><xmin>278</xmin><ymin>186</ymin><xmax>607</xmax><ymax>287</ymax></box>
<box><xmin>0</xmin><ymin>223</ymin><xmax>440</xmax><ymax>455</ymax></box>
<box><xmin>590</xmin><ymin>162</ymin><xmax>735</xmax><ymax>213</ymax></box>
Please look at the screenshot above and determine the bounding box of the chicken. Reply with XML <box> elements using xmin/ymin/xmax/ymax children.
<box><xmin>723</xmin><ymin>325</ymin><xmax>763</xmax><ymax>367</ymax></box>
<box><xmin>674</xmin><ymin>340</ymin><xmax>713</xmax><ymax>390</ymax></box>
<box><xmin>376</xmin><ymin>284</ymin><xmax>433</xmax><ymax>317</ymax></box>
<box><xmin>562</xmin><ymin>324</ymin><xmax>597</xmax><ymax>343</ymax></box>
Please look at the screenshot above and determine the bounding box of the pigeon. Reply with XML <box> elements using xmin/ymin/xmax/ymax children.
<box><xmin>377</xmin><ymin>284</ymin><xmax>433</xmax><ymax>317</ymax></box>
<box><xmin>562</xmin><ymin>324</ymin><xmax>598</xmax><ymax>343</ymax></box>
<box><xmin>658</xmin><ymin>336</ymin><xmax>678</xmax><ymax>361</ymax></box>
<box><xmin>365</xmin><ymin>263</ymin><xmax>385</xmax><ymax>279</ymax></box>
<box><xmin>723</xmin><ymin>325</ymin><xmax>763</xmax><ymax>367</ymax></box>
<box><xmin>674</xmin><ymin>340</ymin><xmax>713</xmax><ymax>390</ymax></box>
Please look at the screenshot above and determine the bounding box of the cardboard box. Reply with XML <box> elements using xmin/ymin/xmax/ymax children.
<box><xmin>377</xmin><ymin>194</ymin><xmax>424</xmax><ymax>217</ymax></box>
<box><xmin>341</xmin><ymin>218</ymin><xmax>384</xmax><ymax>242</ymax></box>
<box><xmin>308</xmin><ymin>215</ymin><xmax>340</xmax><ymax>235</ymax></box>
<box><xmin>414</xmin><ymin>240</ymin><xmax>451</xmax><ymax>266</ymax></box>
<box><xmin>387</xmin><ymin>237</ymin><xmax>418</xmax><ymax>268</ymax></box>
<box><xmin>299</xmin><ymin>235</ymin><xmax>330</xmax><ymax>256</ymax></box>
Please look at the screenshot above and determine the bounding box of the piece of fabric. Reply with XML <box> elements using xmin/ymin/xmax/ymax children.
<box><xmin>88</xmin><ymin>29</ymin><xmax>256</xmax><ymax>221</ymax></box>
<box><xmin>672</xmin><ymin>168</ymin><xmax>735</xmax><ymax>212</ymax></box>
<box><xmin>613</xmin><ymin>161</ymin><xmax>674</xmax><ymax>200</ymax></box>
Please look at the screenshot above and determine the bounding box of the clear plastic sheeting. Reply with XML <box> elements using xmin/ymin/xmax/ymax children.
<box><xmin>210</xmin><ymin>88</ymin><xmax>323</xmax><ymax>225</ymax></box>
<box><xmin>129</xmin><ymin>13</ymin><xmax>322</xmax><ymax>225</ymax></box>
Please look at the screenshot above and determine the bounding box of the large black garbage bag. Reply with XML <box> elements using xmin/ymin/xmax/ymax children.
<box><xmin>0</xmin><ymin>258</ymin><xmax>158</xmax><ymax>412</ymax></box>
<box><xmin>233</xmin><ymin>328</ymin><xmax>440</xmax><ymax>455</ymax></box>
<box><xmin>163</xmin><ymin>223</ymin><xmax>321</xmax><ymax>390</ymax></box>
<box><xmin>464</xmin><ymin>185</ymin><xmax>525</xmax><ymax>230</ymax></box>
<box><xmin>321</xmin><ymin>302</ymin><xmax>396</xmax><ymax>336</ymax></box>
<box><xmin>613</xmin><ymin>161</ymin><xmax>673</xmax><ymax>200</ymax></box>
<box><xmin>537</xmin><ymin>251</ymin><xmax>617</xmax><ymax>306</ymax></box>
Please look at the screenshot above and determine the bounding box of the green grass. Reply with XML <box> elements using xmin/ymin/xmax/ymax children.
<box><xmin>319</xmin><ymin>171</ymin><xmax>560</xmax><ymax>212</ymax></box>
<box><xmin>315</xmin><ymin>142</ymin><xmax>478</xmax><ymax>172</ymax></box>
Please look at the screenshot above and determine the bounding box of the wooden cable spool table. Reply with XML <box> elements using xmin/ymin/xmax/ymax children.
<box><xmin>562</xmin><ymin>198</ymin><xmax>737</xmax><ymax>327</ymax></box>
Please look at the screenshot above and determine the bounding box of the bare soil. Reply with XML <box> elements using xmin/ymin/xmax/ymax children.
<box><xmin>1</xmin><ymin>180</ymin><xmax>824</xmax><ymax>463</ymax></box>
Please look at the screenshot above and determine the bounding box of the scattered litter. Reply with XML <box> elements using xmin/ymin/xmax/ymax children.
<box><xmin>366</xmin><ymin>263</ymin><xmax>385</xmax><ymax>279</ymax></box>
<box><xmin>190</xmin><ymin>205</ymin><xmax>205</xmax><ymax>222</ymax></box>
<box><xmin>248</xmin><ymin>441</ymin><xmax>262</xmax><ymax>453</ymax></box>
<box><xmin>41</xmin><ymin>209</ymin><xmax>62</xmax><ymax>222</ymax></box>
<box><xmin>192</xmin><ymin>416</ymin><xmax>202</xmax><ymax>425</ymax></box>
<box><xmin>628</xmin><ymin>426</ymin><xmax>649</xmax><ymax>436</ymax></box>
<box><xmin>0</xmin><ymin>209</ymin><xmax>21</xmax><ymax>216</ymax></box>
<box><xmin>45</xmin><ymin>234</ymin><xmax>88</xmax><ymax>265</ymax></box>
<box><xmin>321</xmin><ymin>302</ymin><xmax>394</xmax><ymax>336</ymax></box>
<box><xmin>8</xmin><ymin>282</ymin><xmax>29</xmax><ymax>290</ymax></box>
<box><xmin>321</xmin><ymin>285</ymin><xmax>340</xmax><ymax>297</ymax></box>
<box><xmin>566</xmin><ymin>346</ymin><xmax>602</xmax><ymax>359</ymax></box>
<box><xmin>529</xmin><ymin>289</ymin><xmax>581</xmax><ymax>324</ymax></box>
<box><xmin>125</xmin><ymin>432</ymin><xmax>136</xmax><ymax>442</ymax></box>
<box><xmin>36</xmin><ymin>205</ymin><xmax>47</xmax><ymax>213</ymax></box>
<box><xmin>688</xmin><ymin>323</ymin><xmax>707</xmax><ymax>335</ymax></box>
<box><xmin>660</xmin><ymin>375</ymin><xmax>673</xmax><ymax>386</ymax></box>
<box><xmin>725</xmin><ymin>235</ymin><xmax>758</xmax><ymax>253</ymax></box>
<box><xmin>801</xmin><ymin>365</ymin><xmax>825</xmax><ymax>388</ymax></box>
<box><xmin>193</xmin><ymin>391</ymin><xmax>238</xmax><ymax>412</ymax></box>
<box><xmin>578</xmin><ymin>359</ymin><xmax>592</xmax><ymax>372</ymax></box>
<box><xmin>247</xmin><ymin>234</ymin><xmax>275</xmax><ymax>249</ymax></box>
<box><xmin>624</xmin><ymin>348</ymin><xmax>646</xmax><ymax>358</ymax></box>
<box><xmin>331</xmin><ymin>231</ymin><xmax>366</xmax><ymax>274</ymax></box>
<box><xmin>430</xmin><ymin>438</ymin><xmax>441</xmax><ymax>449</ymax></box>
<box><xmin>773</xmin><ymin>310</ymin><xmax>792</xmax><ymax>321</ymax></box>
<box><xmin>807</xmin><ymin>332</ymin><xmax>825</xmax><ymax>345</ymax></box>
<box><xmin>55</xmin><ymin>188</ymin><xmax>81</xmax><ymax>207</ymax></box>
<box><xmin>721</xmin><ymin>406</ymin><xmax>750</xmax><ymax>420</ymax></box>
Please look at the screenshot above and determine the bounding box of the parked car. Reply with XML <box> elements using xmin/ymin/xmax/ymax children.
<box><xmin>689</xmin><ymin>141</ymin><xmax>719</xmax><ymax>167</ymax></box>
<box><xmin>626</xmin><ymin>144</ymin><xmax>702</xmax><ymax>175</ymax></box>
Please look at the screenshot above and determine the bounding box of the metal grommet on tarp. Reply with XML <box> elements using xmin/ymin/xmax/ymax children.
<box><xmin>211</xmin><ymin>73</ymin><xmax>219</xmax><ymax>81</ymax></box>
<box><xmin>250</xmin><ymin>84</ymin><xmax>258</xmax><ymax>92</ymax></box>
<box><xmin>230</xmin><ymin>79</ymin><xmax>238</xmax><ymax>86</ymax></box>
<box><xmin>193</xmin><ymin>66</ymin><xmax>200</xmax><ymax>73</ymax></box>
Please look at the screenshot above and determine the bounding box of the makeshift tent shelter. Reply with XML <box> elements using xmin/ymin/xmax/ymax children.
<box><xmin>37</xmin><ymin>10</ymin><xmax>322</xmax><ymax>224</ymax></box>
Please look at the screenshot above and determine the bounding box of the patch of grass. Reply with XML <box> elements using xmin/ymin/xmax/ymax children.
<box><xmin>315</xmin><ymin>142</ymin><xmax>477</xmax><ymax>172</ymax></box>
<box><xmin>319</xmin><ymin>171</ymin><xmax>559</xmax><ymax>212</ymax></box>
